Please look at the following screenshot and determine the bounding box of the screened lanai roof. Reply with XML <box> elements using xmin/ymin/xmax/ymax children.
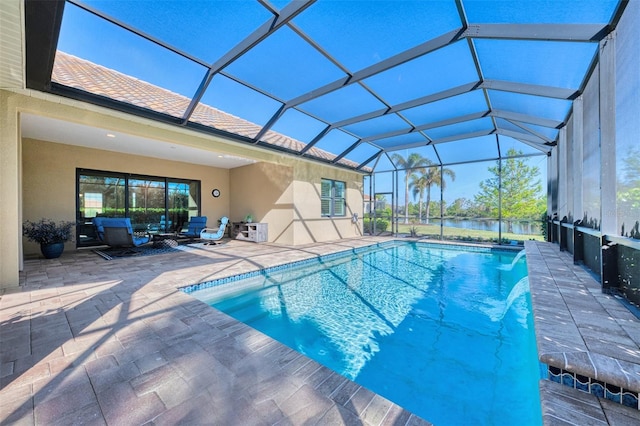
<box><xmin>25</xmin><ymin>0</ymin><xmax>628</xmax><ymax>172</ymax></box>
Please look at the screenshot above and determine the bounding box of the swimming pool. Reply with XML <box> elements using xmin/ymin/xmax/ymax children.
<box><xmin>186</xmin><ymin>241</ymin><xmax>542</xmax><ymax>425</ymax></box>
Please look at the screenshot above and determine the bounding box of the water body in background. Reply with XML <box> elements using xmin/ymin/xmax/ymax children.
<box><xmin>430</xmin><ymin>218</ymin><xmax>542</xmax><ymax>235</ymax></box>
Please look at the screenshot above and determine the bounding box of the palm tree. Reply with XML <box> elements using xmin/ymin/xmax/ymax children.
<box><xmin>423</xmin><ymin>166</ymin><xmax>456</xmax><ymax>224</ymax></box>
<box><xmin>391</xmin><ymin>152</ymin><xmax>429</xmax><ymax>223</ymax></box>
<box><xmin>410</xmin><ymin>174</ymin><xmax>428</xmax><ymax>223</ymax></box>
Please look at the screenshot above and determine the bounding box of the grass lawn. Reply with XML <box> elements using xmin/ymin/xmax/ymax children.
<box><xmin>390</xmin><ymin>223</ymin><xmax>545</xmax><ymax>243</ymax></box>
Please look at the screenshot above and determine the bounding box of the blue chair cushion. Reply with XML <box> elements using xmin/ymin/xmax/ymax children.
<box><xmin>92</xmin><ymin>217</ymin><xmax>107</xmax><ymax>241</ymax></box>
<box><xmin>93</xmin><ymin>217</ymin><xmax>150</xmax><ymax>246</ymax></box>
<box><xmin>200</xmin><ymin>217</ymin><xmax>228</xmax><ymax>241</ymax></box>
<box><xmin>133</xmin><ymin>235</ymin><xmax>151</xmax><ymax>245</ymax></box>
<box><xmin>183</xmin><ymin>216</ymin><xmax>207</xmax><ymax>237</ymax></box>
<box><xmin>93</xmin><ymin>217</ymin><xmax>133</xmax><ymax>241</ymax></box>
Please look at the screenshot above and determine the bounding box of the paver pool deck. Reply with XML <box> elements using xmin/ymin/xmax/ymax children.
<box><xmin>1</xmin><ymin>237</ymin><xmax>639</xmax><ymax>425</ymax></box>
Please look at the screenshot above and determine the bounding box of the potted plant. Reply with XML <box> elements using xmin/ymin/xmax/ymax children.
<box><xmin>23</xmin><ymin>218</ymin><xmax>74</xmax><ymax>259</ymax></box>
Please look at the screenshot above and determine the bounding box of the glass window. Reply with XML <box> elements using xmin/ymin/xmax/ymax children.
<box><xmin>129</xmin><ymin>178</ymin><xmax>166</xmax><ymax>232</ymax></box>
<box><xmin>321</xmin><ymin>179</ymin><xmax>346</xmax><ymax>217</ymax></box>
<box><xmin>76</xmin><ymin>169</ymin><xmax>200</xmax><ymax>246</ymax></box>
<box><xmin>78</xmin><ymin>173</ymin><xmax>127</xmax><ymax>245</ymax></box>
<box><xmin>168</xmin><ymin>180</ymin><xmax>200</xmax><ymax>232</ymax></box>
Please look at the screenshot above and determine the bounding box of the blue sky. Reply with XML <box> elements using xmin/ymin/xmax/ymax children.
<box><xmin>371</xmin><ymin>153</ymin><xmax>548</xmax><ymax>206</ymax></box>
<box><xmin>53</xmin><ymin>0</ymin><xmax>620</xmax><ymax>205</ymax></box>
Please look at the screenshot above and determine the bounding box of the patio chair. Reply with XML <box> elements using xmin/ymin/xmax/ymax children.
<box><xmin>200</xmin><ymin>216</ymin><xmax>229</xmax><ymax>245</ymax></box>
<box><xmin>93</xmin><ymin>217</ymin><xmax>151</xmax><ymax>254</ymax></box>
<box><xmin>177</xmin><ymin>216</ymin><xmax>207</xmax><ymax>241</ymax></box>
<box><xmin>92</xmin><ymin>216</ymin><xmax>109</xmax><ymax>242</ymax></box>
<box><xmin>160</xmin><ymin>215</ymin><xmax>172</xmax><ymax>232</ymax></box>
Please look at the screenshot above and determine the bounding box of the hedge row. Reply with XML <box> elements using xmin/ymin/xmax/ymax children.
<box><xmin>363</xmin><ymin>218</ymin><xmax>389</xmax><ymax>234</ymax></box>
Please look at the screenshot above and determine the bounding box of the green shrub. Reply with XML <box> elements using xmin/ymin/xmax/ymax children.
<box><xmin>540</xmin><ymin>211</ymin><xmax>548</xmax><ymax>241</ymax></box>
<box><xmin>363</xmin><ymin>218</ymin><xmax>389</xmax><ymax>234</ymax></box>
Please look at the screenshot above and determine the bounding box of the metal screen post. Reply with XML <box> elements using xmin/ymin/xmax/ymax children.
<box><xmin>599</xmin><ymin>34</ymin><xmax>618</xmax><ymax>237</ymax></box>
<box><xmin>601</xmin><ymin>240</ymin><xmax>619</xmax><ymax>292</ymax></box>
<box><xmin>498</xmin><ymin>158</ymin><xmax>502</xmax><ymax>244</ymax></box>
<box><xmin>573</xmin><ymin>222</ymin><xmax>584</xmax><ymax>264</ymax></box>
<box><xmin>440</xmin><ymin>165</ymin><xmax>444</xmax><ymax>240</ymax></box>
<box><xmin>393</xmin><ymin>170</ymin><xmax>398</xmax><ymax>235</ymax></box>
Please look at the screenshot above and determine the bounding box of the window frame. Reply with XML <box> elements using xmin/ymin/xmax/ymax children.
<box><xmin>321</xmin><ymin>178</ymin><xmax>346</xmax><ymax>217</ymax></box>
<box><xmin>76</xmin><ymin>168</ymin><xmax>201</xmax><ymax>247</ymax></box>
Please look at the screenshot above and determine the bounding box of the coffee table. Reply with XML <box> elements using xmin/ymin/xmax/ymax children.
<box><xmin>152</xmin><ymin>233</ymin><xmax>179</xmax><ymax>248</ymax></box>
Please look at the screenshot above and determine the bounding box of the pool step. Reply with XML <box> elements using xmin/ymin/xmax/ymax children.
<box><xmin>215</xmin><ymin>291</ymin><xmax>275</xmax><ymax>324</ymax></box>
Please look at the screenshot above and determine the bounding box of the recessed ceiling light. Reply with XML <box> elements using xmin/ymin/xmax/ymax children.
<box><xmin>106</xmin><ymin>133</ymin><xmax>116</xmax><ymax>138</ymax></box>
<box><xmin>218</xmin><ymin>155</ymin><xmax>224</xmax><ymax>158</ymax></box>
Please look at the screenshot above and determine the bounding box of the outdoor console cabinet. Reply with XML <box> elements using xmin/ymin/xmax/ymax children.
<box><xmin>233</xmin><ymin>222</ymin><xmax>268</xmax><ymax>243</ymax></box>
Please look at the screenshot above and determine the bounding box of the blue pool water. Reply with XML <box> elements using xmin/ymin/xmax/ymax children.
<box><xmin>188</xmin><ymin>242</ymin><xmax>542</xmax><ymax>425</ymax></box>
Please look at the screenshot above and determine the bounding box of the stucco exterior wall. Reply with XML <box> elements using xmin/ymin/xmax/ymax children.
<box><xmin>229</xmin><ymin>162</ymin><xmax>294</xmax><ymax>244</ymax></box>
<box><xmin>21</xmin><ymin>138</ymin><xmax>231</xmax><ymax>256</ymax></box>
<box><xmin>229</xmin><ymin>160</ymin><xmax>365</xmax><ymax>245</ymax></box>
<box><xmin>1</xmin><ymin>88</ymin><xmax>366</xmax><ymax>288</ymax></box>
<box><xmin>292</xmin><ymin>163</ymin><xmax>364</xmax><ymax>245</ymax></box>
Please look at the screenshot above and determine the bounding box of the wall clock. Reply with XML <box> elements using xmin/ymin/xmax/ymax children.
<box><xmin>212</xmin><ymin>189</ymin><xmax>220</xmax><ymax>198</ymax></box>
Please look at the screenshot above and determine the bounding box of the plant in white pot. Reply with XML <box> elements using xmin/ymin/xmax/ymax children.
<box><xmin>23</xmin><ymin>218</ymin><xmax>74</xmax><ymax>259</ymax></box>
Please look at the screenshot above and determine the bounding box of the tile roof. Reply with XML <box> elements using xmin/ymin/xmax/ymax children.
<box><xmin>52</xmin><ymin>52</ymin><xmax>362</xmax><ymax>169</ymax></box>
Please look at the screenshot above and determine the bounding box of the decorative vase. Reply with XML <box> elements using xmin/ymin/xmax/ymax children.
<box><xmin>40</xmin><ymin>242</ymin><xmax>65</xmax><ymax>259</ymax></box>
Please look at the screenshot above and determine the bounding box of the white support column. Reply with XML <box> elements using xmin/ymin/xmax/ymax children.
<box><xmin>599</xmin><ymin>33</ymin><xmax>617</xmax><ymax>236</ymax></box>
<box><xmin>0</xmin><ymin>91</ymin><xmax>22</xmax><ymax>289</ymax></box>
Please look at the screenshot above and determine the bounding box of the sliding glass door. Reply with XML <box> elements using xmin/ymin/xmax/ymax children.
<box><xmin>77</xmin><ymin>169</ymin><xmax>201</xmax><ymax>246</ymax></box>
<box><xmin>129</xmin><ymin>177</ymin><xmax>166</xmax><ymax>232</ymax></box>
<box><xmin>168</xmin><ymin>181</ymin><xmax>199</xmax><ymax>233</ymax></box>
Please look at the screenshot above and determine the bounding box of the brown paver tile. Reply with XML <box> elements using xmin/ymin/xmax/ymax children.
<box><xmin>48</xmin><ymin>402</ymin><xmax>105</xmax><ymax>426</ymax></box>
<box><xmin>344</xmin><ymin>385</ymin><xmax>377</xmax><ymax>418</ymax></box>
<box><xmin>4</xmin><ymin>237</ymin><xmax>638</xmax><ymax>425</ymax></box>
<box><xmin>361</xmin><ymin>393</ymin><xmax>394</xmax><ymax>425</ymax></box>
<box><xmin>33</xmin><ymin>371</ymin><xmax>96</xmax><ymax>423</ymax></box>
<box><xmin>527</xmin><ymin>241</ymin><xmax>640</xmax><ymax>425</ymax></box>
<box><xmin>150</xmin><ymin>392</ymin><xmax>219</xmax><ymax>425</ymax></box>
<box><xmin>96</xmin><ymin>381</ymin><xmax>165</xmax><ymax>425</ymax></box>
<box><xmin>278</xmin><ymin>383</ymin><xmax>334</xmax><ymax>423</ymax></box>
<box><xmin>134</xmin><ymin>351</ymin><xmax>168</xmax><ymax>374</ymax></box>
<box><xmin>154</xmin><ymin>375</ymin><xmax>193</xmax><ymax>409</ymax></box>
<box><xmin>314</xmin><ymin>403</ymin><xmax>364</xmax><ymax>426</ymax></box>
<box><xmin>380</xmin><ymin>404</ymin><xmax>415</xmax><ymax>426</ymax></box>
<box><xmin>330</xmin><ymin>378</ymin><xmax>362</xmax><ymax>407</ymax></box>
